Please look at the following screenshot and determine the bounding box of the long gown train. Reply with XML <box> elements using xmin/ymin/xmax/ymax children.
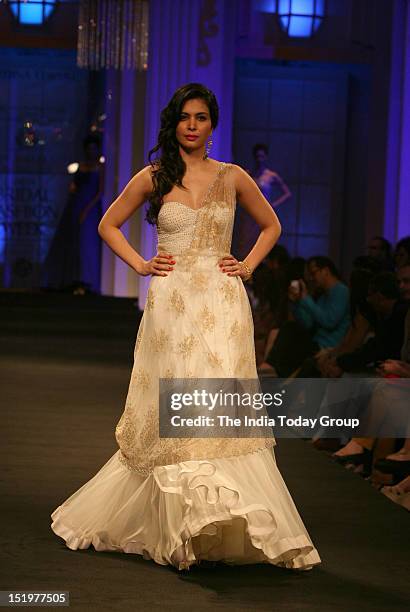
<box><xmin>51</xmin><ymin>161</ymin><xmax>321</xmax><ymax>570</ymax></box>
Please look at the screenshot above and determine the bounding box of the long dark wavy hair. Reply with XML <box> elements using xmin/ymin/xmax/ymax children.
<box><xmin>146</xmin><ymin>83</ymin><xmax>219</xmax><ymax>225</ymax></box>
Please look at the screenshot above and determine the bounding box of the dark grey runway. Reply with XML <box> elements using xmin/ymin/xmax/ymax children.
<box><xmin>1</xmin><ymin>293</ymin><xmax>409</xmax><ymax>612</ymax></box>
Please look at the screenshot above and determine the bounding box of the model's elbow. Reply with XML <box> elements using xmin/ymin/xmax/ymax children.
<box><xmin>265</xmin><ymin>222</ymin><xmax>281</xmax><ymax>248</ymax></box>
<box><xmin>98</xmin><ymin>220</ymin><xmax>107</xmax><ymax>238</ymax></box>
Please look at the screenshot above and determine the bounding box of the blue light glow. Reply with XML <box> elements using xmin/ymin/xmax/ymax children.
<box><xmin>10</xmin><ymin>1</ymin><xmax>56</xmax><ymax>25</ymax></box>
<box><xmin>278</xmin><ymin>0</ymin><xmax>325</xmax><ymax>37</ymax></box>
<box><xmin>254</xmin><ymin>0</ymin><xmax>276</xmax><ymax>12</ymax></box>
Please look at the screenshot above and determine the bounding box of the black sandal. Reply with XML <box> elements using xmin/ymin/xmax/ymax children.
<box><xmin>333</xmin><ymin>447</ymin><xmax>372</xmax><ymax>469</ymax></box>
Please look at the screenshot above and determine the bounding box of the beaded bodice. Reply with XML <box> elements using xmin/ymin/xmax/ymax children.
<box><xmin>156</xmin><ymin>162</ymin><xmax>235</xmax><ymax>258</ymax></box>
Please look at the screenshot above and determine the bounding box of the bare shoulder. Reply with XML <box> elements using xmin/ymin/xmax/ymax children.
<box><xmin>229</xmin><ymin>163</ymin><xmax>249</xmax><ymax>179</ymax></box>
<box><xmin>139</xmin><ymin>164</ymin><xmax>155</xmax><ymax>183</ymax></box>
<box><xmin>129</xmin><ymin>164</ymin><xmax>154</xmax><ymax>197</ymax></box>
<box><xmin>229</xmin><ymin>163</ymin><xmax>256</xmax><ymax>192</ymax></box>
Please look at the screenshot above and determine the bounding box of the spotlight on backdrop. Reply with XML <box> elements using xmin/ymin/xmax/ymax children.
<box><xmin>8</xmin><ymin>0</ymin><xmax>56</xmax><ymax>26</ymax></box>
<box><xmin>278</xmin><ymin>0</ymin><xmax>326</xmax><ymax>37</ymax></box>
<box><xmin>254</xmin><ymin>0</ymin><xmax>326</xmax><ymax>38</ymax></box>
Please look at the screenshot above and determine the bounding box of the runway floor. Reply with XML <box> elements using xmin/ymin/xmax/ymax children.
<box><xmin>1</xmin><ymin>292</ymin><xmax>409</xmax><ymax>612</ymax></box>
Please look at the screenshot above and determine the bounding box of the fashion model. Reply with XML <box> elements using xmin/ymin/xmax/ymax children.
<box><xmin>233</xmin><ymin>143</ymin><xmax>291</xmax><ymax>261</ymax></box>
<box><xmin>43</xmin><ymin>134</ymin><xmax>104</xmax><ymax>294</ymax></box>
<box><xmin>51</xmin><ymin>83</ymin><xmax>321</xmax><ymax>571</ymax></box>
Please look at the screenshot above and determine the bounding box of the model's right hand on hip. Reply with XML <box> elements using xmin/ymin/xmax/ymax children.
<box><xmin>140</xmin><ymin>252</ymin><xmax>175</xmax><ymax>276</ymax></box>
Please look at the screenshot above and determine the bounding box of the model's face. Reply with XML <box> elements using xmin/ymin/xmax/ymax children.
<box><xmin>175</xmin><ymin>98</ymin><xmax>212</xmax><ymax>153</ymax></box>
<box><xmin>397</xmin><ymin>265</ymin><xmax>410</xmax><ymax>301</ymax></box>
<box><xmin>395</xmin><ymin>247</ymin><xmax>409</xmax><ymax>269</ymax></box>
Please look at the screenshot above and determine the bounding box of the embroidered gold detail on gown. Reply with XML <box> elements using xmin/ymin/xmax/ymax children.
<box><xmin>150</xmin><ymin>329</ymin><xmax>170</xmax><ymax>353</ymax></box>
<box><xmin>116</xmin><ymin>162</ymin><xmax>275</xmax><ymax>475</ymax></box>
<box><xmin>145</xmin><ymin>287</ymin><xmax>155</xmax><ymax>311</ymax></box>
<box><xmin>168</xmin><ymin>289</ymin><xmax>185</xmax><ymax>315</ymax></box>
<box><xmin>198</xmin><ymin>304</ymin><xmax>216</xmax><ymax>332</ymax></box>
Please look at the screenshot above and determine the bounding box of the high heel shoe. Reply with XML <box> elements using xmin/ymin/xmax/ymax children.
<box><xmin>333</xmin><ymin>448</ymin><xmax>373</xmax><ymax>477</ymax></box>
<box><xmin>374</xmin><ymin>459</ymin><xmax>410</xmax><ymax>481</ymax></box>
<box><xmin>333</xmin><ymin>453</ymin><xmax>363</xmax><ymax>465</ymax></box>
<box><xmin>333</xmin><ymin>448</ymin><xmax>371</xmax><ymax>467</ymax></box>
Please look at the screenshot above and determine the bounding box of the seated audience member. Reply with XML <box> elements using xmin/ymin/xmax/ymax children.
<box><xmin>265</xmin><ymin>245</ymin><xmax>291</xmax><ymax>326</ymax></box>
<box><xmin>266</xmin><ymin>244</ymin><xmax>291</xmax><ymax>273</ymax></box>
<box><xmin>249</xmin><ymin>263</ymin><xmax>278</xmax><ymax>365</ymax></box>
<box><xmin>331</xmin><ymin>268</ymin><xmax>410</xmax><ymax>472</ymax></box>
<box><xmin>331</xmin><ymin>359</ymin><xmax>410</xmax><ymax>482</ymax></box>
<box><xmin>330</xmin><ymin>271</ymin><xmax>409</xmax><ymax>376</ymax></box>
<box><xmin>308</xmin><ymin>268</ymin><xmax>378</xmax><ymax>451</ymax></box>
<box><xmin>351</xmin><ymin>255</ymin><xmax>382</xmax><ymax>275</ymax></box>
<box><xmin>259</xmin><ymin>257</ymin><xmax>307</xmax><ymax>370</ymax></box>
<box><xmin>317</xmin><ymin>267</ymin><xmax>377</xmax><ymax>376</ymax></box>
<box><xmin>397</xmin><ymin>261</ymin><xmax>410</xmax><ymax>302</ymax></box>
<box><xmin>261</xmin><ymin>256</ymin><xmax>350</xmax><ymax>377</ymax></box>
<box><xmin>367</xmin><ymin>236</ymin><xmax>394</xmax><ymax>271</ymax></box>
<box><xmin>298</xmin><ymin>264</ymin><xmax>373</xmax><ymax>379</ymax></box>
<box><xmin>288</xmin><ymin>256</ymin><xmax>308</xmax><ymax>278</ymax></box>
<box><xmin>394</xmin><ymin>236</ymin><xmax>410</xmax><ymax>269</ymax></box>
<box><xmin>332</xmin><ymin>375</ymin><xmax>409</xmax><ymax>474</ymax></box>
<box><xmin>290</xmin><ymin>256</ymin><xmax>350</xmax><ymax>348</ymax></box>
<box><xmin>372</xmin><ymin>362</ymin><xmax>410</xmax><ymax>482</ymax></box>
<box><xmin>313</xmin><ymin>266</ymin><xmax>410</xmax><ymax>452</ymax></box>
<box><xmin>248</xmin><ymin>248</ymin><xmax>292</xmax><ymax>366</ymax></box>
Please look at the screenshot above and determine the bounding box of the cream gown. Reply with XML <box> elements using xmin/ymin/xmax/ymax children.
<box><xmin>51</xmin><ymin>161</ymin><xmax>321</xmax><ymax>571</ymax></box>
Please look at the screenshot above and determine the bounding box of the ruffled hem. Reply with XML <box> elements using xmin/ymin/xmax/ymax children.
<box><xmin>51</xmin><ymin>447</ymin><xmax>321</xmax><ymax>571</ymax></box>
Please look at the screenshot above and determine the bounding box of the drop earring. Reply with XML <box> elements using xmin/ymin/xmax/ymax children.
<box><xmin>203</xmin><ymin>133</ymin><xmax>213</xmax><ymax>160</ymax></box>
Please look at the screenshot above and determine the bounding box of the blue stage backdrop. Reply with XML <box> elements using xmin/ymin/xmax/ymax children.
<box><xmin>0</xmin><ymin>48</ymin><xmax>88</xmax><ymax>289</ymax></box>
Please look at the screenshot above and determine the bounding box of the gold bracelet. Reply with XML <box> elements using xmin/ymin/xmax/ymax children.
<box><xmin>238</xmin><ymin>260</ymin><xmax>253</xmax><ymax>281</ymax></box>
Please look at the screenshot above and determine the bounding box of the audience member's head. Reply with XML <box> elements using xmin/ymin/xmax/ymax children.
<box><xmin>307</xmin><ymin>256</ymin><xmax>340</xmax><ymax>291</ymax></box>
<box><xmin>287</xmin><ymin>257</ymin><xmax>307</xmax><ymax>282</ymax></box>
<box><xmin>349</xmin><ymin>268</ymin><xmax>375</xmax><ymax>321</ymax></box>
<box><xmin>367</xmin><ymin>236</ymin><xmax>392</xmax><ymax>268</ymax></box>
<box><xmin>266</xmin><ymin>244</ymin><xmax>290</xmax><ymax>272</ymax></box>
<box><xmin>251</xmin><ymin>263</ymin><xmax>273</xmax><ymax>306</ymax></box>
<box><xmin>352</xmin><ymin>255</ymin><xmax>382</xmax><ymax>275</ymax></box>
<box><xmin>367</xmin><ymin>272</ymin><xmax>400</xmax><ymax>315</ymax></box>
<box><xmin>394</xmin><ymin>237</ymin><xmax>410</xmax><ymax>269</ymax></box>
<box><xmin>397</xmin><ymin>264</ymin><xmax>410</xmax><ymax>302</ymax></box>
<box><xmin>252</xmin><ymin>143</ymin><xmax>268</xmax><ymax>165</ymax></box>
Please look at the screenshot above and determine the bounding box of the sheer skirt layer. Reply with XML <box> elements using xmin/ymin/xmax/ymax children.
<box><xmin>51</xmin><ymin>446</ymin><xmax>320</xmax><ymax>570</ymax></box>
